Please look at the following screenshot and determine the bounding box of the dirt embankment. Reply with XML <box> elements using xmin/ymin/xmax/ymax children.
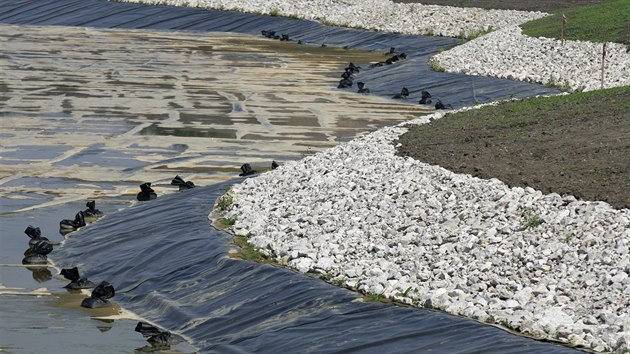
<box><xmin>396</xmin><ymin>87</ymin><xmax>630</xmax><ymax>210</ymax></box>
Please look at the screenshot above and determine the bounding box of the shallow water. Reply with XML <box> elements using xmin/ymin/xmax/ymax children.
<box><xmin>1</xmin><ymin>23</ymin><xmax>430</xmax><ymax>209</ymax></box>
<box><xmin>1</xmin><ymin>24</ymin><xmax>434</xmax><ymax>353</ymax></box>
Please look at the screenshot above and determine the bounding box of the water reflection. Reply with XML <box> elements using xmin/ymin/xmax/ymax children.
<box><xmin>26</xmin><ymin>265</ymin><xmax>52</xmax><ymax>283</ymax></box>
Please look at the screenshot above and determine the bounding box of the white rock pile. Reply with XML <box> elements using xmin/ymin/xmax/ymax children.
<box><xmin>222</xmin><ymin>109</ymin><xmax>630</xmax><ymax>352</ymax></box>
<box><xmin>434</xmin><ymin>26</ymin><xmax>630</xmax><ymax>91</ymax></box>
<box><xmin>113</xmin><ymin>0</ymin><xmax>546</xmax><ymax>38</ymax></box>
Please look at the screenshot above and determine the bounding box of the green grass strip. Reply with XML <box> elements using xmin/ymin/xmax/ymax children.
<box><xmin>521</xmin><ymin>0</ymin><xmax>630</xmax><ymax>44</ymax></box>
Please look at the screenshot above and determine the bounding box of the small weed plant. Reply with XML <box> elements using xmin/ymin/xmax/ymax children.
<box><xmin>320</xmin><ymin>18</ymin><xmax>337</xmax><ymax>27</ymax></box>
<box><xmin>364</xmin><ymin>293</ymin><xmax>387</xmax><ymax>302</ymax></box>
<box><xmin>269</xmin><ymin>7</ymin><xmax>280</xmax><ymax>16</ymax></box>
<box><xmin>460</xmin><ymin>26</ymin><xmax>494</xmax><ymax>41</ymax></box>
<box><xmin>522</xmin><ymin>208</ymin><xmax>544</xmax><ymax>228</ymax></box>
<box><xmin>217</xmin><ymin>190</ymin><xmax>235</xmax><ymax>211</ymax></box>
<box><xmin>429</xmin><ymin>57</ymin><xmax>445</xmax><ymax>72</ymax></box>
<box><xmin>220</xmin><ymin>216</ymin><xmax>237</xmax><ymax>227</ymax></box>
<box><xmin>233</xmin><ymin>234</ymin><xmax>270</xmax><ymax>262</ymax></box>
<box><xmin>395</xmin><ymin>286</ymin><xmax>413</xmax><ymax>298</ymax></box>
<box><xmin>545</xmin><ymin>77</ymin><xmax>573</xmax><ymax>92</ymax></box>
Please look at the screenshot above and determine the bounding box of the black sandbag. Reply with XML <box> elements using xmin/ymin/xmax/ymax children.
<box><xmin>31</xmin><ymin>239</ymin><xmax>53</xmax><ymax>255</ymax></box>
<box><xmin>80</xmin><ymin>297</ymin><xmax>111</xmax><ymax>309</ymax></box>
<box><xmin>61</xmin><ymin>267</ymin><xmax>96</xmax><ymax>289</ymax></box>
<box><xmin>23</xmin><ymin>238</ymin><xmax>52</xmax><ymax>264</ymax></box>
<box><xmin>84</xmin><ymin>200</ymin><xmax>103</xmax><ymax>218</ymax></box>
<box><xmin>80</xmin><ymin>281</ymin><xmax>115</xmax><ymax>308</ymax></box>
<box><xmin>65</xmin><ymin>278</ymin><xmax>97</xmax><ymax>290</ymax></box>
<box><xmin>147</xmin><ymin>331</ymin><xmax>172</xmax><ymax>346</ymax></box>
<box><xmin>59</xmin><ymin>211</ymin><xmax>86</xmax><ymax>230</ymax></box>
<box><xmin>135</xmin><ymin>322</ymin><xmax>162</xmax><ymax>338</ymax></box>
<box><xmin>24</xmin><ymin>225</ymin><xmax>41</xmax><ymax>239</ymax></box>
<box><xmin>238</xmin><ymin>163</ymin><xmax>257</xmax><ymax>177</ymax></box>
<box><xmin>61</xmin><ymin>266</ymin><xmax>80</xmax><ymax>281</ymax></box>
<box><xmin>91</xmin><ymin>281</ymin><xmax>115</xmax><ymax>299</ymax></box>
<box><xmin>25</xmin><ymin>225</ymin><xmax>50</xmax><ymax>246</ymax></box>
<box><xmin>137</xmin><ymin>182</ymin><xmax>157</xmax><ymax>201</ymax></box>
<box><xmin>22</xmin><ymin>253</ymin><xmax>49</xmax><ymax>265</ymax></box>
<box><xmin>171</xmin><ymin>175</ymin><xmax>195</xmax><ymax>190</ymax></box>
<box><xmin>135</xmin><ymin>322</ymin><xmax>173</xmax><ymax>346</ymax></box>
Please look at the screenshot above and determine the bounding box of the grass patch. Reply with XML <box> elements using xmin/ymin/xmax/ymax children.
<box><xmin>396</xmin><ymin>86</ymin><xmax>630</xmax><ymax>209</ymax></box>
<box><xmin>521</xmin><ymin>0</ymin><xmax>630</xmax><ymax>44</ymax></box>
<box><xmin>363</xmin><ymin>293</ymin><xmax>392</xmax><ymax>303</ymax></box>
<box><xmin>319</xmin><ymin>18</ymin><xmax>338</xmax><ymax>27</ymax></box>
<box><xmin>395</xmin><ymin>287</ymin><xmax>413</xmax><ymax>297</ymax></box>
<box><xmin>269</xmin><ymin>7</ymin><xmax>280</xmax><ymax>16</ymax></box>
<box><xmin>216</xmin><ymin>216</ymin><xmax>237</xmax><ymax>229</ymax></box>
<box><xmin>232</xmin><ymin>234</ymin><xmax>272</xmax><ymax>263</ymax></box>
<box><xmin>216</xmin><ymin>190</ymin><xmax>235</xmax><ymax>211</ymax></box>
<box><xmin>522</xmin><ymin>209</ymin><xmax>544</xmax><ymax>228</ymax></box>
<box><xmin>428</xmin><ymin>57</ymin><xmax>445</xmax><ymax>72</ymax></box>
<box><xmin>460</xmin><ymin>26</ymin><xmax>494</xmax><ymax>41</ymax></box>
<box><xmin>545</xmin><ymin>77</ymin><xmax>573</xmax><ymax>92</ymax></box>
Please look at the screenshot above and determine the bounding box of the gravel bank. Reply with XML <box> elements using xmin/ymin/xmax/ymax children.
<box><xmin>434</xmin><ymin>26</ymin><xmax>630</xmax><ymax>92</ymax></box>
<box><xmin>112</xmin><ymin>0</ymin><xmax>546</xmax><ymax>38</ymax></box>
<box><xmin>223</xmin><ymin>109</ymin><xmax>630</xmax><ymax>353</ymax></box>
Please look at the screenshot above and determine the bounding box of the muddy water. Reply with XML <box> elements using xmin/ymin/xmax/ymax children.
<box><xmin>1</xmin><ymin>24</ymin><xmax>429</xmax><ymax>208</ymax></box>
<box><xmin>0</xmin><ymin>24</ymin><xmax>430</xmax><ymax>352</ymax></box>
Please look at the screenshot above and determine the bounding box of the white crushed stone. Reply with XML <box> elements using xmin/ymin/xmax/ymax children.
<box><xmin>112</xmin><ymin>0</ymin><xmax>546</xmax><ymax>38</ymax></box>
<box><xmin>222</xmin><ymin>107</ymin><xmax>630</xmax><ymax>353</ymax></box>
<box><xmin>434</xmin><ymin>26</ymin><xmax>630</xmax><ymax>91</ymax></box>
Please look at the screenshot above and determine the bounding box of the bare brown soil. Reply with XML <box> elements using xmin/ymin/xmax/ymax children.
<box><xmin>395</xmin><ymin>87</ymin><xmax>630</xmax><ymax>210</ymax></box>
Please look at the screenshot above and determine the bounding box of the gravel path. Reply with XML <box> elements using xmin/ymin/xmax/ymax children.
<box><xmin>224</xmin><ymin>109</ymin><xmax>630</xmax><ymax>353</ymax></box>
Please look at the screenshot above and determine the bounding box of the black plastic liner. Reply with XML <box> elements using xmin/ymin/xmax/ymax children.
<box><xmin>4</xmin><ymin>2</ymin><xmax>576</xmax><ymax>351</ymax></box>
<box><xmin>52</xmin><ymin>184</ymin><xmax>579</xmax><ymax>353</ymax></box>
<box><xmin>0</xmin><ymin>0</ymin><xmax>560</xmax><ymax>109</ymax></box>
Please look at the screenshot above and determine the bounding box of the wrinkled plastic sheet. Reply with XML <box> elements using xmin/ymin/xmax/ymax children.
<box><xmin>4</xmin><ymin>2</ymin><xmax>575</xmax><ymax>351</ymax></box>
<box><xmin>51</xmin><ymin>183</ymin><xmax>579</xmax><ymax>353</ymax></box>
<box><xmin>0</xmin><ymin>0</ymin><xmax>560</xmax><ymax>109</ymax></box>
